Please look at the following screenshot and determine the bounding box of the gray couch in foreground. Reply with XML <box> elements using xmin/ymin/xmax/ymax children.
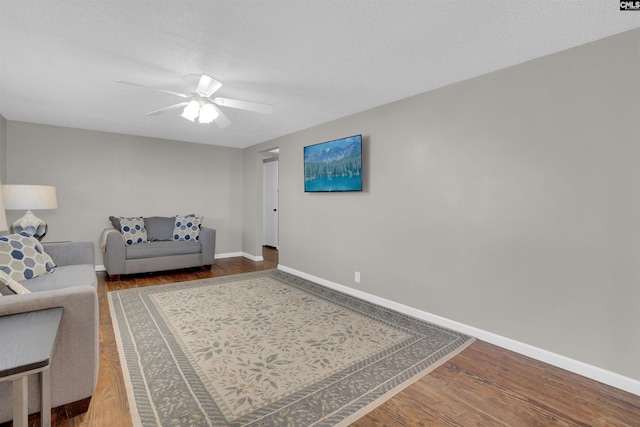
<box><xmin>0</xmin><ymin>241</ymin><xmax>99</xmax><ymax>423</ymax></box>
<box><xmin>103</xmin><ymin>226</ymin><xmax>216</xmax><ymax>280</ymax></box>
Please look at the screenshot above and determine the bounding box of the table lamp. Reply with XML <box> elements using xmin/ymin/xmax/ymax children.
<box><xmin>2</xmin><ymin>185</ymin><xmax>58</xmax><ymax>240</ymax></box>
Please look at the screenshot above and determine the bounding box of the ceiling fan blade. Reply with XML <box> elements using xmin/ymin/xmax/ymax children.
<box><xmin>213</xmin><ymin>105</ymin><xmax>231</xmax><ymax>128</ymax></box>
<box><xmin>146</xmin><ymin>101</ymin><xmax>189</xmax><ymax>116</ymax></box>
<box><xmin>115</xmin><ymin>80</ymin><xmax>190</xmax><ymax>98</ymax></box>
<box><xmin>196</xmin><ymin>74</ymin><xmax>223</xmax><ymax>97</ymax></box>
<box><xmin>212</xmin><ymin>97</ymin><xmax>274</xmax><ymax>115</ymax></box>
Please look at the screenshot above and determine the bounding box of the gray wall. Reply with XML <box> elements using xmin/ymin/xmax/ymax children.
<box><xmin>6</xmin><ymin>122</ymin><xmax>244</xmax><ymax>264</ymax></box>
<box><xmin>243</xmin><ymin>29</ymin><xmax>640</xmax><ymax>380</ymax></box>
<box><xmin>0</xmin><ymin>114</ymin><xmax>6</xmax><ymax>182</ymax></box>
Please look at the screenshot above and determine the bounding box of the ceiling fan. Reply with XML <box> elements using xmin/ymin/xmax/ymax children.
<box><xmin>116</xmin><ymin>73</ymin><xmax>273</xmax><ymax>128</ymax></box>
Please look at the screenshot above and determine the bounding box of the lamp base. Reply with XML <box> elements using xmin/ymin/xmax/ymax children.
<box><xmin>11</xmin><ymin>210</ymin><xmax>48</xmax><ymax>241</ymax></box>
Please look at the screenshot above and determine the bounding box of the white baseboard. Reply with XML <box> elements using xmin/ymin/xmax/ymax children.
<box><xmin>95</xmin><ymin>264</ymin><xmax>105</xmax><ymax>272</ymax></box>
<box><xmin>242</xmin><ymin>252</ymin><xmax>264</xmax><ymax>262</ymax></box>
<box><xmin>215</xmin><ymin>252</ymin><xmax>264</xmax><ymax>262</ymax></box>
<box><xmin>215</xmin><ymin>252</ymin><xmax>243</xmax><ymax>259</ymax></box>
<box><xmin>216</xmin><ymin>252</ymin><xmax>264</xmax><ymax>261</ymax></box>
<box><xmin>277</xmin><ymin>264</ymin><xmax>640</xmax><ymax>396</ymax></box>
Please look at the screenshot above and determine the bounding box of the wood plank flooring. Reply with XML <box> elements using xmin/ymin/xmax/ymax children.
<box><xmin>11</xmin><ymin>247</ymin><xmax>640</xmax><ymax>426</ymax></box>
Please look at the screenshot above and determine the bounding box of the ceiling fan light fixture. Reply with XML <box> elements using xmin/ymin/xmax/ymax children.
<box><xmin>198</xmin><ymin>103</ymin><xmax>219</xmax><ymax>124</ymax></box>
<box><xmin>181</xmin><ymin>100</ymin><xmax>200</xmax><ymax>122</ymax></box>
<box><xmin>119</xmin><ymin>73</ymin><xmax>271</xmax><ymax>128</ymax></box>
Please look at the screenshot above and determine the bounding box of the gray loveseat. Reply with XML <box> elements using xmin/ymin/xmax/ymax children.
<box><xmin>0</xmin><ymin>241</ymin><xmax>99</xmax><ymax>423</ymax></box>
<box><xmin>103</xmin><ymin>216</ymin><xmax>216</xmax><ymax>281</ymax></box>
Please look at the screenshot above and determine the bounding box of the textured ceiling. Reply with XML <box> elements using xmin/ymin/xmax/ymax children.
<box><xmin>1</xmin><ymin>1</ymin><xmax>639</xmax><ymax>149</ymax></box>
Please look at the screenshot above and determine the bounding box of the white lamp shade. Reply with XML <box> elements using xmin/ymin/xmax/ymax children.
<box><xmin>181</xmin><ymin>100</ymin><xmax>200</xmax><ymax>122</ymax></box>
<box><xmin>198</xmin><ymin>103</ymin><xmax>219</xmax><ymax>124</ymax></box>
<box><xmin>0</xmin><ymin>180</ymin><xmax>8</xmax><ymax>232</ymax></box>
<box><xmin>2</xmin><ymin>185</ymin><xmax>58</xmax><ymax>210</ymax></box>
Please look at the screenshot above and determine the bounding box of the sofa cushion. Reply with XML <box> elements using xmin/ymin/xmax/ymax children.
<box><xmin>119</xmin><ymin>217</ymin><xmax>148</xmax><ymax>245</ymax></box>
<box><xmin>144</xmin><ymin>216</ymin><xmax>175</xmax><ymax>241</ymax></box>
<box><xmin>22</xmin><ymin>264</ymin><xmax>98</xmax><ymax>293</ymax></box>
<box><xmin>0</xmin><ymin>232</ymin><xmax>56</xmax><ymax>281</ymax></box>
<box><xmin>173</xmin><ymin>215</ymin><xmax>203</xmax><ymax>241</ymax></box>
<box><xmin>125</xmin><ymin>241</ymin><xmax>202</xmax><ymax>260</ymax></box>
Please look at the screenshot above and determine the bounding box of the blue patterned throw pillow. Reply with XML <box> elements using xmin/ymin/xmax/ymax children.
<box><xmin>119</xmin><ymin>217</ymin><xmax>148</xmax><ymax>245</ymax></box>
<box><xmin>173</xmin><ymin>215</ymin><xmax>202</xmax><ymax>241</ymax></box>
<box><xmin>0</xmin><ymin>270</ymin><xmax>31</xmax><ymax>294</ymax></box>
<box><xmin>0</xmin><ymin>232</ymin><xmax>56</xmax><ymax>281</ymax></box>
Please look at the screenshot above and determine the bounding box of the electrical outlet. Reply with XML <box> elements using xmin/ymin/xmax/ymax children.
<box><xmin>355</xmin><ymin>271</ymin><xmax>361</xmax><ymax>283</ymax></box>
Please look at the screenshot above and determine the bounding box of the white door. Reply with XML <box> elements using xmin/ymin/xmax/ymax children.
<box><xmin>263</xmin><ymin>161</ymin><xmax>279</xmax><ymax>247</ymax></box>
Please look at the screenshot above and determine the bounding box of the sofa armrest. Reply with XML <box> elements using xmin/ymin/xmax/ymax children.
<box><xmin>200</xmin><ymin>227</ymin><xmax>216</xmax><ymax>266</ymax></box>
<box><xmin>0</xmin><ymin>284</ymin><xmax>99</xmax><ymax>416</ymax></box>
<box><xmin>103</xmin><ymin>228</ymin><xmax>125</xmax><ymax>276</ymax></box>
<box><xmin>43</xmin><ymin>241</ymin><xmax>95</xmax><ymax>267</ymax></box>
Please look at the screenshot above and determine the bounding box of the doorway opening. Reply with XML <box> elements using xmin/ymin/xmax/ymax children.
<box><xmin>262</xmin><ymin>148</ymin><xmax>279</xmax><ymax>249</ymax></box>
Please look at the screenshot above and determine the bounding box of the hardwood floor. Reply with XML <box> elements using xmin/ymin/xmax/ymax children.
<box><xmin>15</xmin><ymin>247</ymin><xmax>640</xmax><ymax>426</ymax></box>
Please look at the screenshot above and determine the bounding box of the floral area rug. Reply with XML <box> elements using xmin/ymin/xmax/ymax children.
<box><xmin>108</xmin><ymin>270</ymin><xmax>474</xmax><ymax>426</ymax></box>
